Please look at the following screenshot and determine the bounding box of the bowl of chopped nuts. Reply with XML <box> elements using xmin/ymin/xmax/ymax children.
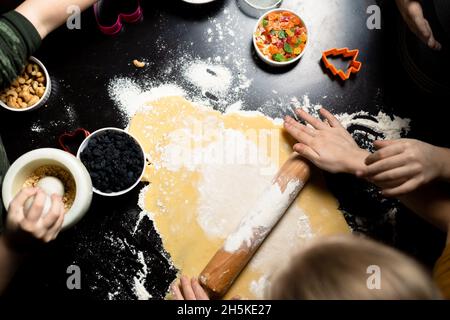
<box><xmin>0</xmin><ymin>56</ymin><xmax>51</xmax><ymax>112</ymax></box>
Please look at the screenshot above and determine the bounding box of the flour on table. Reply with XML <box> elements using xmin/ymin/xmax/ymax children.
<box><xmin>30</xmin><ymin>124</ymin><xmax>44</xmax><ymax>133</ymax></box>
<box><xmin>107</xmin><ymin>5</ymin><xmax>254</xmax><ymax>117</ymax></box>
<box><xmin>225</xmin><ymin>100</ymin><xmax>243</xmax><ymax>113</ymax></box>
<box><xmin>139</xmin><ymin>84</ymin><xmax>186</xmax><ymax>107</ymax></box>
<box><xmin>106</xmin><ymin>4</ymin><xmax>254</xmax><ymax>120</ymax></box>
<box><xmin>184</xmin><ymin>62</ymin><xmax>232</xmax><ymax>95</ymax></box>
<box><xmin>108</xmin><ymin>78</ymin><xmax>143</xmax><ymax>119</ymax></box>
<box><xmin>336</xmin><ymin>111</ymin><xmax>411</xmax><ymax>140</ymax></box>
<box><xmin>291</xmin><ymin>95</ymin><xmax>411</xmax><ymax>143</ymax></box>
<box><xmin>108</xmin><ymin>78</ymin><xmax>186</xmax><ymax>119</ymax></box>
<box><xmin>133</xmin><ymin>251</ymin><xmax>152</xmax><ymax>300</ymax></box>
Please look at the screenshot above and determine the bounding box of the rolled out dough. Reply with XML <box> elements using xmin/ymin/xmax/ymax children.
<box><xmin>129</xmin><ymin>96</ymin><xmax>350</xmax><ymax>299</ymax></box>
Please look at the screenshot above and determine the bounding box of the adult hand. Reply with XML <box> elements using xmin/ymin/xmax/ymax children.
<box><xmin>360</xmin><ymin>139</ymin><xmax>443</xmax><ymax>197</ymax></box>
<box><xmin>4</xmin><ymin>187</ymin><xmax>65</xmax><ymax>250</ymax></box>
<box><xmin>172</xmin><ymin>276</ymin><xmax>210</xmax><ymax>300</ymax></box>
<box><xmin>284</xmin><ymin>108</ymin><xmax>370</xmax><ymax>175</ymax></box>
<box><xmin>396</xmin><ymin>0</ymin><xmax>442</xmax><ymax>50</ymax></box>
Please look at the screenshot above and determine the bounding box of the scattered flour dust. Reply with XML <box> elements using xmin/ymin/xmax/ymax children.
<box><xmin>292</xmin><ymin>95</ymin><xmax>411</xmax><ymax>142</ymax></box>
<box><xmin>184</xmin><ymin>62</ymin><xmax>233</xmax><ymax>95</ymax></box>
<box><xmin>30</xmin><ymin>123</ymin><xmax>44</xmax><ymax>133</ymax></box>
<box><xmin>108</xmin><ymin>78</ymin><xmax>185</xmax><ymax>119</ymax></box>
<box><xmin>108</xmin><ymin>78</ymin><xmax>143</xmax><ymax>119</ymax></box>
<box><xmin>337</xmin><ymin>111</ymin><xmax>411</xmax><ymax>140</ymax></box>
<box><xmin>133</xmin><ymin>251</ymin><xmax>152</xmax><ymax>300</ymax></box>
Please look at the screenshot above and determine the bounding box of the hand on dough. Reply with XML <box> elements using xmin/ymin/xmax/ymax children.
<box><xmin>284</xmin><ymin>108</ymin><xmax>370</xmax><ymax>175</ymax></box>
<box><xmin>172</xmin><ymin>276</ymin><xmax>210</xmax><ymax>300</ymax></box>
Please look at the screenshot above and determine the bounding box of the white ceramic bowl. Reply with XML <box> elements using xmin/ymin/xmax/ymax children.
<box><xmin>253</xmin><ymin>9</ymin><xmax>309</xmax><ymax>67</ymax></box>
<box><xmin>2</xmin><ymin>148</ymin><xmax>93</xmax><ymax>230</ymax></box>
<box><xmin>77</xmin><ymin>127</ymin><xmax>146</xmax><ymax>197</ymax></box>
<box><xmin>0</xmin><ymin>56</ymin><xmax>51</xmax><ymax>112</ymax></box>
<box><xmin>237</xmin><ymin>0</ymin><xmax>283</xmax><ymax>19</ymax></box>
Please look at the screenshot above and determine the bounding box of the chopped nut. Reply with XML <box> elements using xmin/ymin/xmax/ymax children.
<box><xmin>27</xmin><ymin>95</ymin><xmax>39</xmax><ymax>106</ymax></box>
<box><xmin>133</xmin><ymin>59</ymin><xmax>146</xmax><ymax>68</ymax></box>
<box><xmin>6</xmin><ymin>90</ymin><xmax>17</xmax><ymax>98</ymax></box>
<box><xmin>36</xmin><ymin>87</ymin><xmax>45</xmax><ymax>98</ymax></box>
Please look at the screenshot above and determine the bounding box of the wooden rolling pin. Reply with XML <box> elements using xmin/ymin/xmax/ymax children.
<box><xmin>199</xmin><ymin>153</ymin><xmax>311</xmax><ymax>298</ymax></box>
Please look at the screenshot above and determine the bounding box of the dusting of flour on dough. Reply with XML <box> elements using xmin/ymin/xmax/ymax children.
<box><xmin>224</xmin><ymin>179</ymin><xmax>304</xmax><ymax>252</ymax></box>
<box><xmin>250</xmin><ymin>275</ymin><xmax>270</xmax><ymax>299</ymax></box>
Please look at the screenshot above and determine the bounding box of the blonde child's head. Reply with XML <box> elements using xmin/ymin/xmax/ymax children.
<box><xmin>270</xmin><ymin>235</ymin><xmax>441</xmax><ymax>300</ymax></box>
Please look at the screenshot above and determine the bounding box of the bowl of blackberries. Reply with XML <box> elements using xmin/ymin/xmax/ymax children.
<box><xmin>77</xmin><ymin>128</ymin><xmax>146</xmax><ymax>196</ymax></box>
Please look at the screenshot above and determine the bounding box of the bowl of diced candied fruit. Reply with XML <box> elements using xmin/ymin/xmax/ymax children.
<box><xmin>253</xmin><ymin>9</ymin><xmax>308</xmax><ymax>67</ymax></box>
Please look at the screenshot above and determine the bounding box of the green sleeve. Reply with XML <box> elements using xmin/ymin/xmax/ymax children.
<box><xmin>0</xmin><ymin>10</ymin><xmax>41</xmax><ymax>90</ymax></box>
<box><xmin>0</xmin><ymin>136</ymin><xmax>9</xmax><ymax>233</ymax></box>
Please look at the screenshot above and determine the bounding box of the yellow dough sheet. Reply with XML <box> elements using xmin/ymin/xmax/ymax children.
<box><xmin>129</xmin><ymin>96</ymin><xmax>350</xmax><ymax>299</ymax></box>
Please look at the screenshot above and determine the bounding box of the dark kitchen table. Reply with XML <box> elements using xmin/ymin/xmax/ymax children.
<box><xmin>0</xmin><ymin>0</ymin><xmax>448</xmax><ymax>299</ymax></box>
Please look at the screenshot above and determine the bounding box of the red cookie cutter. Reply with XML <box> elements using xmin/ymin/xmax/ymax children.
<box><xmin>58</xmin><ymin>128</ymin><xmax>90</xmax><ymax>155</ymax></box>
<box><xmin>322</xmin><ymin>48</ymin><xmax>362</xmax><ymax>81</ymax></box>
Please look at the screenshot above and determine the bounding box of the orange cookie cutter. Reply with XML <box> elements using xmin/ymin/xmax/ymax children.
<box><xmin>322</xmin><ymin>48</ymin><xmax>362</xmax><ymax>81</ymax></box>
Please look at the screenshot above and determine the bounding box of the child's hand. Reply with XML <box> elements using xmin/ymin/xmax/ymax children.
<box><xmin>4</xmin><ymin>187</ymin><xmax>65</xmax><ymax>250</ymax></box>
<box><xmin>172</xmin><ymin>276</ymin><xmax>210</xmax><ymax>300</ymax></box>
<box><xmin>284</xmin><ymin>108</ymin><xmax>369</xmax><ymax>175</ymax></box>
<box><xmin>360</xmin><ymin>139</ymin><xmax>442</xmax><ymax>197</ymax></box>
<box><xmin>396</xmin><ymin>0</ymin><xmax>442</xmax><ymax>50</ymax></box>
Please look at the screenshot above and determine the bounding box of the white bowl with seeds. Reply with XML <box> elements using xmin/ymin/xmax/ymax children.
<box><xmin>0</xmin><ymin>56</ymin><xmax>51</xmax><ymax>112</ymax></box>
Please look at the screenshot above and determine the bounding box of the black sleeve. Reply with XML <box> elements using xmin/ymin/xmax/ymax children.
<box><xmin>0</xmin><ymin>10</ymin><xmax>41</xmax><ymax>90</ymax></box>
